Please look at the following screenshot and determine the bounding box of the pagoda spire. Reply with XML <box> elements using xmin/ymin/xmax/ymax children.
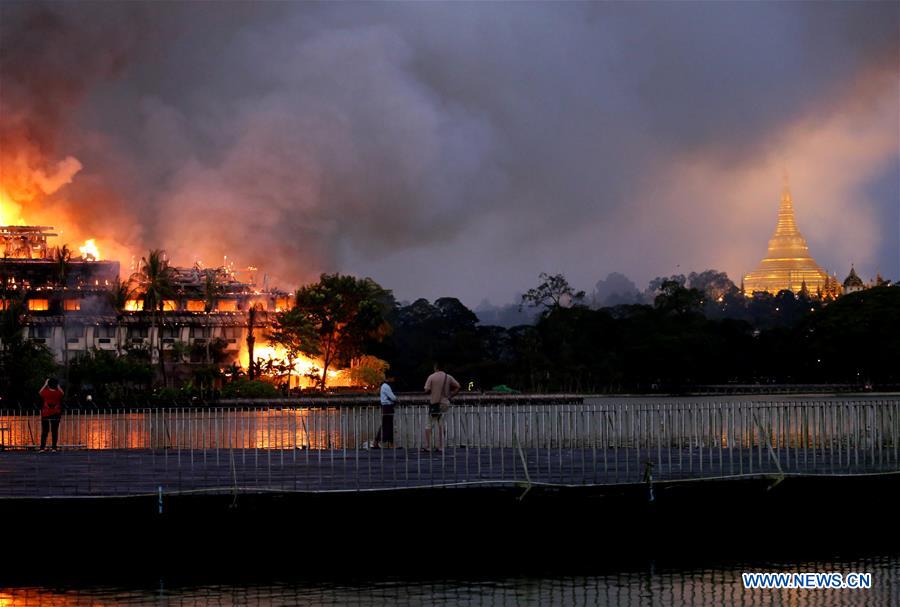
<box><xmin>775</xmin><ymin>172</ymin><xmax>798</xmax><ymax>238</ymax></box>
<box><xmin>743</xmin><ymin>177</ymin><xmax>829</xmax><ymax>295</ymax></box>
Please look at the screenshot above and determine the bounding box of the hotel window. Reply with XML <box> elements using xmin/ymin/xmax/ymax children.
<box><xmin>31</xmin><ymin>325</ymin><xmax>53</xmax><ymax>339</ymax></box>
<box><xmin>64</xmin><ymin>299</ymin><xmax>82</xmax><ymax>312</ymax></box>
<box><xmin>216</xmin><ymin>299</ymin><xmax>238</xmax><ymax>312</ymax></box>
<box><xmin>96</xmin><ymin>325</ymin><xmax>117</xmax><ymax>338</ymax></box>
<box><xmin>186</xmin><ymin>300</ymin><xmax>205</xmax><ymax>312</ymax></box>
<box><xmin>190</xmin><ymin>326</ymin><xmax>210</xmax><ymax>339</ymax></box>
<box><xmin>125</xmin><ymin>300</ymin><xmax>142</xmax><ymax>312</ymax></box>
<box><xmin>162</xmin><ymin>300</ymin><xmax>177</xmax><ymax>312</ymax></box>
<box><xmin>67</xmin><ymin>324</ymin><xmax>85</xmax><ymax>343</ymax></box>
<box><xmin>128</xmin><ymin>327</ymin><xmax>149</xmax><ymax>340</ymax></box>
<box><xmin>222</xmin><ymin>327</ymin><xmax>241</xmax><ymax>341</ymax></box>
<box><xmin>27</xmin><ymin>299</ymin><xmax>49</xmax><ymax>311</ymax></box>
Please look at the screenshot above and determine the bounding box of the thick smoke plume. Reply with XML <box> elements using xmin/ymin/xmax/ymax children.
<box><xmin>1</xmin><ymin>2</ymin><xmax>896</xmax><ymax>302</ymax></box>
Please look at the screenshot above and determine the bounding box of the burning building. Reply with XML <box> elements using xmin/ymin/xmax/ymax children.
<box><xmin>1</xmin><ymin>225</ymin><xmax>120</xmax><ymax>314</ymax></box>
<box><xmin>0</xmin><ymin>222</ymin><xmax>304</xmax><ymax>382</ymax></box>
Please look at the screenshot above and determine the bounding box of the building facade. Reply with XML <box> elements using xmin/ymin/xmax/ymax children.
<box><xmin>1</xmin><ymin>226</ymin><xmax>288</xmax><ymax>367</ymax></box>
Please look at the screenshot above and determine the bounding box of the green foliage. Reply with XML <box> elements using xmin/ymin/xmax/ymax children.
<box><xmin>68</xmin><ymin>349</ymin><xmax>153</xmax><ymax>404</ymax></box>
<box><xmin>653</xmin><ymin>279</ymin><xmax>704</xmax><ymax>316</ymax></box>
<box><xmin>190</xmin><ymin>337</ymin><xmax>229</xmax><ymax>364</ymax></box>
<box><xmin>377</xmin><ymin>280</ymin><xmax>900</xmax><ymax>394</ymax></box>
<box><xmin>688</xmin><ymin>270</ymin><xmax>738</xmax><ymax>302</ymax></box>
<box><xmin>373</xmin><ymin>296</ymin><xmax>503</xmax><ymax>392</ymax></box>
<box><xmin>54</xmin><ymin>244</ymin><xmax>71</xmax><ymax>286</ymax></box>
<box><xmin>153</xmin><ymin>387</ymin><xmax>181</xmax><ymax>404</ymax></box>
<box><xmin>268</xmin><ymin>308</ymin><xmax>320</xmax><ymax>361</ymax></box>
<box><xmin>0</xmin><ymin>296</ymin><xmax>59</xmax><ymax>405</ymax></box>
<box><xmin>794</xmin><ymin>286</ymin><xmax>900</xmax><ymax>384</ymax></box>
<box><xmin>202</xmin><ymin>268</ymin><xmax>222</xmax><ymax>313</ymax></box>
<box><xmin>0</xmin><ymin>295</ymin><xmax>26</xmax><ymax>345</ymax></box>
<box><xmin>132</xmin><ymin>249</ymin><xmax>175</xmax><ymax>312</ymax></box>
<box><xmin>106</xmin><ymin>277</ymin><xmax>133</xmax><ymax>315</ymax></box>
<box><xmin>293</xmin><ymin>273</ymin><xmax>392</xmax><ymax>389</ymax></box>
<box><xmin>221</xmin><ymin>379</ymin><xmax>280</xmax><ymax>399</ymax></box>
<box><xmin>131</xmin><ymin>249</ymin><xmax>176</xmax><ymax>386</ymax></box>
<box><xmin>0</xmin><ymin>338</ymin><xmax>58</xmax><ymax>406</ymax></box>
<box><xmin>349</xmin><ymin>355</ymin><xmax>389</xmax><ymax>387</ymax></box>
<box><xmin>170</xmin><ymin>340</ymin><xmax>190</xmax><ymax>363</ymax></box>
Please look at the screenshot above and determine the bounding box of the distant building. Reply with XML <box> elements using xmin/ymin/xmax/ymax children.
<box><xmin>1</xmin><ymin>225</ymin><xmax>289</xmax><ymax>367</ymax></box>
<box><xmin>842</xmin><ymin>266</ymin><xmax>866</xmax><ymax>295</ymax></box>
<box><xmin>743</xmin><ymin>180</ymin><xmax>832</xmax><ymax>296</ymax></box>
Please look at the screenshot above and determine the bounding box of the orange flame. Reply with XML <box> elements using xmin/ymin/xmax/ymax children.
<box><xmin>0</xmin><ymin>188</ymin><xmax>25</xmax><ymax>226</ymax></box>
<box><xmin>78</xmin><ymin>238</ymin><xmax>101</xmax><ymax>260</ymax></box>
<box><xmin>241</xmin><ymin>343</ymin><xmax>349</xmax><ymax>388</ymax></box>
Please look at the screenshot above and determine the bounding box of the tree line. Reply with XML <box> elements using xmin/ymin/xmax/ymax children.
<box><xmin>376</xmin><ymin>272</ymin><xmax>899</xmax><ymax>393</ymax></box>
<box><xmin>2</xmin><ymin>259</ymin><xmax>898</xmax><ymax>405</ymax></box>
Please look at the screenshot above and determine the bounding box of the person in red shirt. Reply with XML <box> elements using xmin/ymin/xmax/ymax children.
<box><xmin>38</xmin><ymin>377</ymin><xmax>64</xmax><ymax>452</ymax></box>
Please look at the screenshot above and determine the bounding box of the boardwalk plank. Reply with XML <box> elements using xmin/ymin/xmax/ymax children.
<box><xmin>0</xmin><ymin>446</ymin><xmax>895</xmax><ymax>498</ymax></box>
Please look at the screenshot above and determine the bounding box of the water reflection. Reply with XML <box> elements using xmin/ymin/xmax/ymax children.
<box><xmin>1</xmin><ymin>555</ymin><xmax>897</xmax><ymax>606</ymax></box>
<box><xmin>0</xmin><ymin>400</ymin><xmax>896</xmax><ymax>456</ymax></box>
<box><xmin>0</xmin><ymin>409</ymin><xmax>366</xmax><ymax>450</ymax></box>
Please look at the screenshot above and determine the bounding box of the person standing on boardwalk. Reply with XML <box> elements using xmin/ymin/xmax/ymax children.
<box><xmin>38</xmin><ymin>378</ymin><xmax>64</xmax><ymax>452</ymax></box>
<box><xmin>424</xmin><ymin>362</ymin><xmax>460</xmax><ymax>452</ymax></box>
<box><xmin>373</xmin><ymin>378</ymin><xmax>398</xmax><ymax>448</ymax></box>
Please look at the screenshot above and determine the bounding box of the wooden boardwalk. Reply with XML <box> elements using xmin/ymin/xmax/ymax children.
<box><xmin>1</xmin><ymin>446</ymin><xmax>897</xmax><ymax>498</ymax></box>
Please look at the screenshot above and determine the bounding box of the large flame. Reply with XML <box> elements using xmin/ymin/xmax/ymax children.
<box><xmin>78</xmin><ymin>238</ymin><xmax>101</xmax><ymax>260</ymax></box>
<box><xmin>241</xmin><ymin>342</ymin><xmax>349</xmax><ymax>388</ymax></box>
<box><xmin>1</xmin><ymin>157</ymin><xmax>105</xmax><ymax>260</ymax></box>
<box><xmin>0</xmin><ymin>188</ymin><xmax>25</xmax><ymax>226</ymax></box>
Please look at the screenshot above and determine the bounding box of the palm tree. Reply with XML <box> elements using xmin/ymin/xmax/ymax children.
<box><xmin>246</xmin><ymin>302</ymin><xmax>262</xmax><ymax>380</ymax></box>
<box><xmin>131</xmin><ymin>249</ymin><xmax>175</xmax><ymax>387</ymax></box>
<box><xmin>202</xmin><ymin>268</ymin><xmax>222</xmax><ymax>364</ymax></box>
<box><xmin>54</xmin><ymin>244</ymin><xmax>71</xmax><ymax>286</ymax></box>
<box><xmin>106</xmin><ymin>277</ymin><xmax>133</xmax><ymax>353</ymax></box>
<box><xmin>55</xmin><ymin>244</ymin><xmax>72</xmax><ymax>390</ymax></box>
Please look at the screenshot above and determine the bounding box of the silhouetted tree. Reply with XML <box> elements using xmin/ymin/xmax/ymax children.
<box><xmin>131</xmin><ymin>249</ymin><xmax>175</xmax><ymax>386</ymax></box>
<box><xmin>293</xmin><ymin>274</ymin><xmax>391</xmax><ymax>389</ymax></box>
<box><xmin>266</xmin><ymin>307</ymin><xmax>320</xmax><ymax>389</ymax></box>
<box><xmin>521</xmin><ymin>273</ymin><xmax>585</xmax><ymax>315</ymax></box>
<box><xmin>246</xmin><ymin>303</ymin><xmax>262</xmax><ymax>380</ymax></box>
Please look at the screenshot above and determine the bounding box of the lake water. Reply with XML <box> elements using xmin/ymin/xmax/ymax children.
<box><xmin>3</xmin><ymin>395</ymin><xmax>897</xmax><ymax>452</ymax></box>
<box><xmin>3</xmin><ymin>554</ymin><xmax>897</xmax><ymax>606</ymax></box>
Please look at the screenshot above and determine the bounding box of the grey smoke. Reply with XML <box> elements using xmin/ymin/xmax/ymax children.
<box><xmin>2</xmin><ymin>2</ymin><xmax>897</xmax><ymax>304</ymax></box>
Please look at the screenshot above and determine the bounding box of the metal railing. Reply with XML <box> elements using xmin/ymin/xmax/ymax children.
<box><xmin>1</xmin><ymin>399</ymin><xmax>898</xmax><ymax>497</ymax></box>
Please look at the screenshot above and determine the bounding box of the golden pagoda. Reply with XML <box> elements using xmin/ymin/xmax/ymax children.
<box><xmin>743</xmin><ymin>179</ymin><xmax>830</xmax><ymax>295</ymax></box>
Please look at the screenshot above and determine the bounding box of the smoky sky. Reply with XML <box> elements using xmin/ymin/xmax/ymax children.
<box><xmin>1</xmin><ymin>2</ymin><xmax>897</xmax><ymax>305</ymax></box>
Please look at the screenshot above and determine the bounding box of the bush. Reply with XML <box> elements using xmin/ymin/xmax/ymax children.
<box><xmin>153</xmin><ymin>387</ymin><xmax>182</xmax><ymax>404</ymax></box>
<box><xmin>221</xmin><ymin>379</ymin><xmax>279</xmax><ymax>399</ymax></box>
<box><xmin>349</xmin><ymin>355</ymin><xmax>389</xmax><ymax>387</ymax></box>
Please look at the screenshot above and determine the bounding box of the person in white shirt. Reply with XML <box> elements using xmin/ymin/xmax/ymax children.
<box><xmin>374</xmin><ymin>378</ymin><xmax>398</xmax><ymax>448</ymax></box>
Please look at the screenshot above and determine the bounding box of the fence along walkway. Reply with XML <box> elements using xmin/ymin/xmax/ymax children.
<box><xmin>0</xmin><ymin>400</ymin><xmax>898</xmax><ymax>497</ymax></box>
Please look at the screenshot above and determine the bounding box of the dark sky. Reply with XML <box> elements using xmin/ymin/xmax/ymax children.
<box><xmin>2</xmin><ymin>2</ymin><xmax>897</xmax><ymax>306</ymax></box>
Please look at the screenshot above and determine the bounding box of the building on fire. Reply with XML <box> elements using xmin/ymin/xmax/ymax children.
<box><xmin>1</xmin><ymin>225</ymin><xmax>291</xmax><ymax>371</ymax></box>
